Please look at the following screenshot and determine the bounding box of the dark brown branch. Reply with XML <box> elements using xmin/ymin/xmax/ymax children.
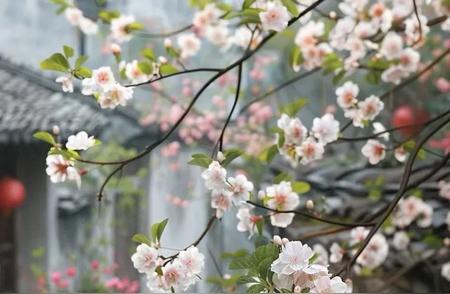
<box><xmin>337</xmin><ymin>114</ymin><xmax>450</xmax><ymax>276</ymax></box>
<box><xmin>246</xmin><ymin>200</ymin><xmax>375</xmax><ymax>228</ymax></box>
<box><xmin>135</xmin><ymin>24</ymin><xmax>194</xmax><ymax>38</ymax></box>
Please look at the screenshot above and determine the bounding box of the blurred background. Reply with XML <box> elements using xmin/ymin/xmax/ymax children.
<box><xmin>0</xmin><ymin>0</ymin><xmax>449</xmax><ymax>293</ymax></box>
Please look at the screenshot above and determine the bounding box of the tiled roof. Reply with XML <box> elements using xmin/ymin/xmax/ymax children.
<box><xmin>0</xmin><ymin>57</ymin><xmax>142</xmax><ymax>144</ymax></box>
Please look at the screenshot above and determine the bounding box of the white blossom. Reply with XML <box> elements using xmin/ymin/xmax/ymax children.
<box><xmin>227</xmin><ymin>174</ymin><xmax>254</xmax><ymax>204</ymax></box>
<box><xmin>177</xmin><ymin>246</ymin><xmax>205</xmax><ymax>276</ymax></box>
<box><xmin>45</xmin><ymin>154</ymin><xmax>80</xmax><ymax>186</ymax></box>
<box><xmin>336</xmin><ymin>81</ymin><xmax>359</xmax><ymax>109</ymax></box>
<box><xmin>259</xmin><ymin>1</ymin><xmax>290</xmax><ymax>32</ymax></box>
<box><xmin>271</xmin><ymin>241</ymin><xmax>313</xmax><ymax>275</ymax></box>
<box><xmin>442</xmin><ymin>262</ymin><xmax>450</xmax><ymax>282</ymax></box>
<box><xmin>361</xmin><ymin>139</ymin><xmax>386</xmax><ymax>165</ymax></box>
<box><xmin>380</xmin><ymin>32</ymin><xmax>403</xmax><ymax>60</ymax></box>
<box><xmin>177</xmin><ymin>33</ymin><xmax>201</xmax><ymax>59</ymax></box>
<box><xmin>297</xmin><ymin>137</ymin><xmax>325</xmax><ymax>165</ymax></box>
<box><xmin>266</xmin><ymin>181</ymin><xmax>300</xmax><ymax>227</ymax></box>
<box><xmin>111</xmin><ymin>15</ymin><xmax>136</xmax><ymax>43</ymax></box>
<box><xmin>98</xmin><ymin>83</ymin><xmax>134</xmax><ymax>109</ymax></box>
<box><xmin>64</xmin><ymin>7</ymin><xmax>83</xmax><ymax>26</ymax></box>
<box><xmin>56</xmin><ymin>76</ymin><xmax>74</xmax><ymax>93</ymax></box>
<box><xmin>211</xmin><ymin>189</ymin><xmax>232</xmax><ymax>218</ymax></box>
<box><xmin>131</xmin><ymin>243</ymin><xmax>159</xmax><ymax>274</ymax></box>
<box><xmin>392</xmin><ymin>231</ymin><xmax>410</xmax><ymax>250</ymax></box>
<box><xmin>66</xmin><ymin>131</ymin><xmax>96</xmax><ymax>150</ymax></box>
<box><xmin>329</xmin><ymin>242</ymin><xmax>344</xmax><ymax>263</ymax></box>
<box><xmin>311</xmin><ymin>113</ymin><xmax>340</xmax><ymax>144</ymax></box>
<box><xmin>201</xmin><ymin>161</ymin><xmax>226</xmax><ymax>191</ymax></box>
<box><xmin>358</xmin><ymin>95</ymin><xmax>384</xmax><ymax>121</ymax></box>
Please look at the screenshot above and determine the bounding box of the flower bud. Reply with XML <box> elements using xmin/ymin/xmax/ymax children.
<box><xmin>52</xmin><ymin>125</ymin><xmax>60</xmax><ymax>135</ymax></box>
<box><xmin>444</xmin><ymin>238</ymin><xmax>450</xmax><ymax>247</ymax></box>
<box><xmin>282</xmin><ymin>238</ymin><xmax>289</xmax><ymax>245</ymax></box>
<box><xmin>164</xmin><ymin>38</ymin><xmax>172</xmax><ymax>48</ymax></box>
<box><xmin>158</xmin><ymin>56</ymin><xmax>168</xmax><ymax>64</ymax></box>
<box><xmin>273</xmin><ymin>235</ymin><xmax>282</xmax><ymax>245</ymax></box>
<box><xmin>217</xmin><ymin>151</ymin><xmax>225</xmax><ymax>163</ymax></box>
<box><xmin>306</xmin><ymin>200</ymin><xmax>314</xmax><ymax>210</ymax></box>
<box><xmin>329</xmin><ymin>11</ymin><xmax>337</xmax><ymax>19</ymax></box>
<box><xmin>294</xmin><ymin>286</ymin><xmax>302</xmax><ymax>293</ymax></box>
<box><xmin>110</xmin><ymin>43</ymin><xmax>121</xmax><ymax>55</ymax></box>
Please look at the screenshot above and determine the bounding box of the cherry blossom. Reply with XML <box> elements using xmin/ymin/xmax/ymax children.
<box><xmin>442</xmin><ymin>262</ymin><xmax>450</xmax><ymax>282</ymax></box>
<box><xmin>211</xmin><ymin>189</ymin><xmax>233</xmax><ymax>218</ymax></box>
<box><xmin>297</xmin><ymin>137</ymin><xmax>325</xmax><ymax>165</ymax></box>
<box><xmin>177</xmin><ymin>246</ymin><xmax>205</xmax><ymax>276</ymax></box>
<box><xmin>358</xmin><ymin>95</ymin><xmax>384</xmax><ymax>121</ymax></box>
<box><xmin>201</xmin><ymin>161</ymin><xmax>227</xmax><ymax>191</ymax></box>
<box><xmin>271</xmin><ymin>241</ymin><xmax>313</xmax><ymax>275</ymax></box>
<box><xmin>277</xmin><ymin>114</ymin><xmax>308</xmax><ymax>145</ymax></box>
<box><xmin>131</xmin><ymin>243</ymin><xmax>159</xmax><ymax>274</ymax></box>
<box><xmin>111</xmin><ymin>15</ymin><xmax>136</xmax><ymax>43</ymax></box>
<box><xmin>65</xmin><ymin>131</ymin><xmax>96</xmax><ymax>151</ymax></box>
<box><xmin>336</xmin><ymin>81</ymin><xmax>359</xmax><ymax>109</ymax></box>
<box><xmin>259</xmin><ymin>1</ymin><xmax>290</xmax><ymax>32</ymax></box>
<box><xmin>236</xmin><ymin>206</ymin><xmax>262</xmax><ymax>237</ymax></box>
<box><xmin>311</xmin><ymin>113</ymin><xmax>340</xmax><ymax>144</ymax></box>
<box><xmin>393</xmin><ymin>196</ymin><xmax>434</xmax><ymax>228</ymax></box>
<box><xmin>265</xmin><ymin>181</ymin><xmax>300</xmax><ymax>227</ymax></box>
<box><xmin>392</xmin><ymin>231</ymin><xmax>410</xmax><ymax>250</ymax></box>
<box><xmin>350</xmin><ymin>227</ymin><xmax>389</xmax><ymax>270</ymax></box>
<box><xmin>56</xmin><ymin>76</ymin><xmax>74</xmax><ymax>93</ymax></box>
<box><xmin>329</xmin><ymin>242</ymin><xmax>344</xmax><ymax>263</ymax></box>
<box><xmin>98</xmin><ymin>83</ymin><xmax>134</xmax><ymax>109</ymax></box>
<box><xmin>438</xmin><ymin>181</ymin><xmax>450</xmax><ymax>200</ymax></box>
<box><xmin>177</xmin><ymin>33</ymin><xmax>201</xmax><ymax>59</ymax></box>
<box><xmin>227</xmin><ymin>174</ymin><xmax>254</xmax><ymax>204</ymax></box>
<box><xmin>45</xmin><ymin>154</ymin><xmax>80</xmax><ymax>186</ymax></box>
<box><xmin>380</xmin><ymin>32</ymin><xmax>403</xmax><ymax>60</ymax></box>
<box><xmin>64</xmin><ymin>7</ymin><xmax>83</xmax><ymax>26</ymax></box>
<box><xmin>125</xmin><ymin>60</ymin><xmax>150</xmax><ymax>84</ymax></box>
<box><xmin>361</xmin><ymin>139</ymin><xmax>386</xmax><ymax>165</ymax></box>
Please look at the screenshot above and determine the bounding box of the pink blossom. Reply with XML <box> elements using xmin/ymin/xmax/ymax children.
<box><xmin>90</xmin><ymin>260</ymin><xmax>100</xmax><ymax>270</ymax></box>
<box><xmin>50</xmin><ymin>272</ymin><xmax>62</xmax><ymax>284</ymax></box>
<box><xmin>436</xmin><ymin>78</ymin><xmax>450</xmax><ymax>93</ymax></box>
<box><xmin>65</xmin><ymin>266</ymin><xmax>77</xmax><ymax>277</ymax></box>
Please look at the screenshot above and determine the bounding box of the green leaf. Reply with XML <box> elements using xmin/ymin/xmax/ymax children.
<box><xmin>282</xmin><ymin>0</ymin><xmax>299</xmax><ymax>16</ymax></box>
<box><xmin>280</xmin><ymin>98</ymin><xmax>308</xmax><ymax>117</ymax></box>
<box><xmin>98</xmin><ymin>9</ymin><xmax>120</xmax><ymax>23</ymax></box>
<box><xmin>138</xmin><ymin>61</ymin><xmax>153</xmax><ymax>75</ymax></box>
<box><xmin>33</xmin><ymin>131</ymin><xmax>56</xmax><ymax>145</ymax></box>
<box><xmin>274</xmin><ymin>172</ymin><xmax>292</xmax><ymax>184</ymax></box>
<box><xmin>292</xmin><ymin>181</ymin><xmax>311</xmax><ymax>194</ymax></box>
<box><xmin>75</xmin><ymin>55</ymin><xmax>88</xmax><ymax>68</ymax></box>
<box><xmin>63</xmin><ymin>45</ymin><xmax>74</xmax><ymax>58</ymax></box>
<box><xmin>132</xmin><ymin>233</ymin><xmax>152</xmax><ymax>246</ymax></box>
<box><xmin>40</xmin><ymin>53</ymin><xmax>70</xmax><ymax>73</ymax></box>
<box><xmin>365</xmin><ymin>71</ymin><xmax>381</xmax><ymax>85</ymax></box>
<box><xmin>74</xmin><ymin>66</ymin><xmax>92</xmax><ymax>78</ymax></box>
<box><xmin>160</xmin><ymin>63</ymin><xmax>178</xmax><ymax>75</ymax></box>
<box><xmin>322</xmin><ymin>53</ymin><xmax>343</xmax><ymax>75</ymax></box>
<box><xmin>247</xmin><ymin>284</ymin><xmax>266</xmax><ymax>293</ymax></box>
<box><xmin>221</xmin><ymin>149</ymin><xmax>243</xmax><ymax>167</ymax></box>
<box><xmin>126</xmin><ymin>22</ymin><xmax>144</xmax><ymax>31</ymax></box>
<box><xmin>255</xmin><ymin>218</ymin><xmax>264</xmax><ymax>235</ymax></box>
<box><xmin>141</xmin><ymin>48</ymin><xmax>156</xmax><ymax>61</ymax></box>
<box><xmin>259</xmin><ymin>144</ymin><xmax>278</xmax><ymax>163</ymax></box>
<box><xmin>242</xmin><ymin>0</ymin><xmax>257</xmax><ymax>9</ymax></box>
<box><xmin>188</xmin><ymin>153</ymin><xmax>212</xmax><ymax>168</ymax></box>
<box><xmin>151</xmin><ymin>218</ymin><xmax>169</xmax><ymax>243</ymax></box>
<box><xmin>32</xmin><ymin>247</ymin><xmax>45</xmax><ymax>258</ymax></box>
<box><xmin>291</xmin><ymin>46</ymin><xmax>303</xmax><ymax>69</ymax></box>
<box><xmin>332</xmin><ymin>69</ymin><xmax>346</xmax><ymax>85</ymax></box>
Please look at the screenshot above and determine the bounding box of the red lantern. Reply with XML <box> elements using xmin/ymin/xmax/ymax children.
<box><xmin>0</xmin><ymin>177</ymin><xmax>26</xmax><ymax>210</ymax></box>
<box><xmin>391</xmin><ymin>105</ymin><xmax>429</xmax><ymax>137</ymax></box>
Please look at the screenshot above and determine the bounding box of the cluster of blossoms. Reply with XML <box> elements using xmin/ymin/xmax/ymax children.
<box><xmin>392</xmin><ymin>195</ymin><xmax>434</xmax><ymax>228</ymax></box>
<box><xmin>201</xmin><ymin>159</ymin><xmax>254</xmax><ymax>218</ymax></box>
<box><xmin>131</xmin><ymin>243</ymin><xmax>205</xmax><ymax>292</ymax></box>
<box><xmin>335</xmin><ymin>81</ymin><xmax>384</xmax><ymax>128</ymax></box>
<box><xmin>64</xmin><ymin>7</ymin><xmax>98</xmax><ymax>35</ymax></box>
<box><xmin>82</xmin><ymin>67</ymin><xmax>134</xmax><ymax>109</ymax></box>
<box><xmin>327</xmin><ymin>227</ymin><xmax>389</xmax><ymax>273</ymax></box>
<box><xmin>270</xmin><ymin>237</ymin><xmax>351</xmax><ymax>293</ymax></box>
<box><xmin>45</xmin><ymin>131</ymin><xmax>96</xmax><ymax>186</ymax></box>
<box><xmin>276</xmin><ymin>113</ymin><xmax>340</xmax><ymax>167</ymax></box>
<box><xmin>258</xmin><ymin>181</ymin><xmax>300</xmax><ymax>228</ymax></box>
